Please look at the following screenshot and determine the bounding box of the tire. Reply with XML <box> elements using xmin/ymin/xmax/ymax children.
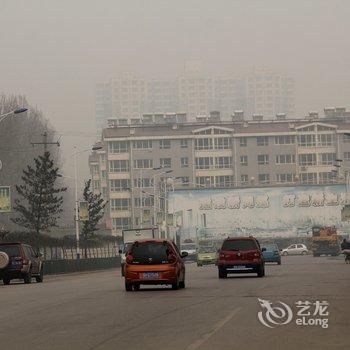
<box><xmin>121</xmin><ymin>263</ymin><xmax>125</xmax><ymax>277</ymax></box>
<box><xmin>125</xmin><ymin>282</ymin><xmax>133</xmax><ymax>292</ymax></box>
<box><xmin>179</xmin><ymin>279</ymin><xmax>185</xmax><ymax>289</ymax></box>
<box><xmin>36</xmin><ymin>267</ymin><xmax>44</xmax><ymax>283</ymax></box>
<box><xmin>197</xmin><ymin>262</ymin><xmax>202</xmax><ymax>267</ymax></box>
<box><xmin>277</xmin><ymin>260</ymin><xmax>281</xmax><ymax>265</ymax></box>
<box><xmin>24</xmin><ymin>271</ymin><xmax>32</xmax><ymax>284</ymax></box>
<box><xmin>282</xmin><ymin>251</ymin><xmax>288</xmax><ymax>256</ymax></box>
<box><xmin>218</xmin><ymin>267</ymin><xmax>227</xmax><ymax>279</ymax></box>
<box><xmin>0</xmin><ymin>252</ymin><xmax>9</xmax><ymax>269</ymax></box>
<box><xmin>3</xmin><ymin>277</ymin><xmax>11</xmax><ymax>285</ymax></box>
<box><xmin>301</xmin><ymin>251</ymin><xmax>307</xmax><ymax>255</ymax></box>
<box><xmin>172</xmin><ymin>278</ymin><xmax>179</xmax><ymax>290</ymax></box>
<box><xmin>133</xmin><ymin>283</ymin><xmax>140</xmax><ymax>291</ymax></box>
<box><xmin>257</xmin><ymin>265</ymin><xmax>265</xmax><ymax>278</ymax></box>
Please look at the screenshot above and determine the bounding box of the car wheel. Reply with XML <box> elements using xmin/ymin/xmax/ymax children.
<box><xmin>257</xmin><ymin>265</ymin><xmax>265</xmax><ymax>277</ymax></box>
<box><xmin>172</xmin><ymin>278</ymin><xmax>180</xmax><ymax>290</ymax></box>
<box><xmin>125</xmin><ymin>282</ymin><xmax>133</xmax><ymax>292</ymax></box>
<box><xmin>282</xmin><ymin>251</ymin><xmax>288</xmax><ymax>256</ymax></box>
<box><xmin>121</xmin><ymin>263</ymin><xmax>125</xmax><ymax>277</ymax></box>
<box><xmin>133</xmin><ymin>283</ymin><xmax>140</xmax><ymax>291</ymax></box>
<box><xmin>277</xmin><ymin>260</ymin><xmax>281</xmax><ymax>265</ymax></box>
<box><xmin>3</xmin><ymin>277</ymin><xmax>11</xmax><ymax>285</ymax></box>
<box><xmin>197</xmin><ymin>262</ymin><xmax>202</xmax><ymax>267</ymax></box>
<box><xmin>301</xmin><ymin>251</ymin><xmax>307</xmax><ymax>255</ymax></box>
<box><xmin>218</xmin><ymin>267</ymin><xmax>227</xmax><ymax>279</ymax></box>
<box><xmin>36</xmin><ymin>268</ymin><xmax>44</xmax><ymax>283</ymax></box>
<box><xmin>24</xmin><ymin>271</ymin><xmax>32</xmax><ymax>284</ymax></box>
<box><xmin>0</xmin><ymin>252</ymin><xmax>9</xmax><ymax>269</ymax></box>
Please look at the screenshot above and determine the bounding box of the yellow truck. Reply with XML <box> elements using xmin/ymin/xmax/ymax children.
<box><xmin>311</xmin><ymin>226</ymin><xmax>341</xmax><ymax>257</ymax></box>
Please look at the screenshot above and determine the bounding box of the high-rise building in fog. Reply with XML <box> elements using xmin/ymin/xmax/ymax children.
<box><xmin>95</xmin><ymin>66</ymin><xmax>295</xmax><ymax>130</ymax></box>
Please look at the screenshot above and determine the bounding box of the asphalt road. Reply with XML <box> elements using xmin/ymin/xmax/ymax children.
<box><xmin>0</xmin><ymin>255</ymin><xmax>349</xmax><ymax>350</ymax></box>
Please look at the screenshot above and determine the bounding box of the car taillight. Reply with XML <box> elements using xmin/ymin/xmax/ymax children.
<box><xmin>168</xmin><ymin>254</ymin><xmax>176</xmax><ymax>263</ymax></box>
<box><xmin>126</xmin><ymin>254</ymin><xmax>134</xmax><ymax>264</ymax></box>
<box><xmin>253</xmin><ymin>252</ymin><xmax>260</xmax><ymax>258</ymax></box>
<box><xmin>219</xmin><ymin>253</ymin><xmax>225</xmax><ymax>259</ymax></box>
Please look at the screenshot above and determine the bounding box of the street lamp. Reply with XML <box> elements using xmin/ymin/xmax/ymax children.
<box><xmin>73</xmin><ymin>145</ymin><xmax>102</xmax><ymax>259</ymax></box>
<box><xmin>0</xmin><ymin>107</ymin><xmax>28</xmax><ymax>123</ymax></box>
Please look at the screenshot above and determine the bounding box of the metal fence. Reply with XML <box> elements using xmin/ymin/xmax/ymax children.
<box><xmin>43</xmin><ymin>256</ymin><xmax>121</xmax><ymax>275</ymax></box>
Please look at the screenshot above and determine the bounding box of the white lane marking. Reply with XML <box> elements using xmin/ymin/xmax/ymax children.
<box><xmin>186</xmin><ymin>307</ymin><xmax>242</xmax><ymax>350</ymax></box>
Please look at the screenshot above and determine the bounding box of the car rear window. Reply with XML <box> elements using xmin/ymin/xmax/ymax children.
<box><xmin>131</xmin><ymin>242</ymin><xmax>171</xmax><ymax>264</ymax></box>
<box><xmin>222</xmin><ymin>240</ymin><xmax>258</xmax><ymax>251</ymax></box>
<box><xmin>0</xmin><ymin>245</ymin><xmax>21</xmax><ymax>257</ymax></box>
<box><xmin>263</xmin><ymin>245</ymin><xmax>278</xmax><ymax>252</ymax></box>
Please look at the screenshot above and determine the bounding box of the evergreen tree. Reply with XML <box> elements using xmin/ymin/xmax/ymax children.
<box><xmin>11</xmin><ymin>151</ymin><xmax>66</xmax><ymax>235</ymax></box>
<box><xmin>81</xmin><ymin>179</ymin><xmax>107</xmax><ymax>257</ymax></box>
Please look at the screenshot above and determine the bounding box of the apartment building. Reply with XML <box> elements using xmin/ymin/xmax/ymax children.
<box><xmin>94</xmin><ymin>68</ymin><xmax>295</xmax><ymax>130</ymax></box>
<box><xmin>89</xmin><ymin>108</ymin><xmax>350</xmax><ymax>235</ymax></box>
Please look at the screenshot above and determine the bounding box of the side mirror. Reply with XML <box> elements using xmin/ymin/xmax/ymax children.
<box><xmin>36</xmin><ymin>252</ymin><xmax>43</xmax><ymax>258</ymax></box>
<box><xmin>118</xmin><ymin>249</ymin><xmax>122</xmax><ymax>254</ymax></box>
<box><xmin>181</xmin><ymin>252</ymin><xmax>188</xmax><ymax>258</ymax></box>
<box><xmin>261</xmin><ymin>247</ymin><xmax>266</xmax><ymax>252</ymax></box>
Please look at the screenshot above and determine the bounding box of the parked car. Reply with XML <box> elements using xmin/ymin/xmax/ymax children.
<box><xmin>0</xmin><ymin>242</ymin><xmax>44</xmax><ymax>285</ymax></box>
<box><xmin>217</xmin><ymin>237</ymin><xmax>265</xmax><ymax>278</ymax></box>
<box><xmin>262</xmin><ymin>244</ymin><xmax>281</xmax><ymax>264</ymax></box>
<box><xmin>180</xmin><ymin>243</ymin><xmax>197</xmax><ymax>262</ymax></box>
<box><xmin>197</xmin><ymin>246</ymin><xmax>218</xmax><ymax>266</ymax></box>
<box><xmin>124</xmin><ymin>239</ymin><xmax>188</xmax><ymax>291</ymax></box>
<box><xmin>281</xmin><ymin>244</ymin><xmax>308</xmax><ymax>256</ymax></box>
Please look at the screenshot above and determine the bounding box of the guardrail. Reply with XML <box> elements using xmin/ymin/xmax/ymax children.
<box><xmin>43</xmin><ymin>256</ymin><xmax>121</xmax><ymax>275</ymax></box>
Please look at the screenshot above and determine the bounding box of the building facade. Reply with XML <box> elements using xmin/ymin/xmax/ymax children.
<box><xmin>89</xmin><ymin>108</ymin><xmax>350</xmax><ymax>236</ymax></box>
<box><xmin>95</xmin><ymin>69</ymin><xmax>295</xmax><ymax>130</ymax></box>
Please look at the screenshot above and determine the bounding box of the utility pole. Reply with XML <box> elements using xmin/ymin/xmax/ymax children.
<box><xmin>31</xmin><ymin>131</ymin><xmax>60</xmax><ymax>151</ymax></box>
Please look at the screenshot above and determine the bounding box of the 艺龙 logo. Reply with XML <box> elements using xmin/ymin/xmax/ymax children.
<box><xmin>257</xmin><ymin>298</ymin><xmax>293</xmax><ymax>328</ymax></box>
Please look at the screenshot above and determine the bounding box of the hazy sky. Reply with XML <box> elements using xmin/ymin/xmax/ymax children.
<box><xmin>1</xmin><ymin>0</ymin><xmax>350</xmax><ymax>177</ymax></box>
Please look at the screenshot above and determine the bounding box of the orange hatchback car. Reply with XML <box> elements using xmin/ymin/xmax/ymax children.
<box><xmin>124</xmin><ymin>239</ymin><xmax>188</xmax><ymax>291</ymax></box>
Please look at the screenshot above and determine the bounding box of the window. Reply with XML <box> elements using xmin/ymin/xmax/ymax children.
<box><xmin>214</xmin><ymin>138</ymin><xmax>231</xmax><ymax>149</ymax></box>
<box><xmin>298</xmin><ymin>134</ymin><xmax>316</xmax><ymax>147</ymax></box>
<box><xmin>134</xmin><ymin>197</ymin><xmax>154</xmax><ymax>207</ymax></box>
<box><xmin>274</xmin><ymin>135</ymin><xmax>295</xmax><ymax>145</ymax></box>
<box><xmin>109</xmin><ymin>160</ymin><xmax>129</xmax><ymax>172</ymax></box>
<box><xmin>92</xmin><ymin>180</ymin><xmax>100</xmax><ymax>190</ymax></box>
<box><xmin>344</xmin><ymin>152</ymin><xmax>350</xmax><ymax>161</ymax></box>
<box><xmin>240</xmin><ymin>155</ymin><xmax>248</xmax><ymax>166</ymax></box>
<box><xmin>195</xmin><ymin>157</ymin><xmax>213</xmax><ymax>169</ymax></box>
<box><xmin>160</xmin><ymin>158</ymin><xmax>171</xmax><ymax>168</ymax></box>
<box><xmin>276</xmin><ymin>173</ymin><xmax>295</xmax><ymax>183</ymax></box>
<box><xmin>112</xmin><ymin>218</ymin><xmax>131</xmax><ymax>230</ymax></box>
<box><xmin>196</xmin><ymin>176</ymin><xmax>214</xmax><ymax>187</ymax></box>
<box><xmin>240</xmin><ymin>137</ymin><xmax>247</xmax><ymax>147</ymax></box>
<box><xmin>319</xmin><ymin>172</ymin><xmax>333</xmax><ymax>184</ymax></box>
<box><xmin>100</xmin><ymin>154</ymin><xmax>106</xmax><ymax>164</ymax></box>
<box><xmin>258</xmin><ymin>174</ymin><xmax>270</xmax><ymax>184</ymax></box>
<box><xmin>275</xmin><ymin>154</ymin><xmax>296</xmax><ymax>164</ymax></box>
<box><xmin>300</xmin><ymin>173</ymin><xmax>317</xmax><ymax>184</ymax></box>
<box><xmin>91</xmin><ymin>164</ymin><xmax>99</xmax><ymax>175</ymax></box>
<box><xmin>134</xmin><ymin>178</ymin><xmax>153</xmax><ymax>188</ymax></box>
<box><xmin>178</xmin><ymin>176</ymin><xmax>190</xmax><ymax>186</ymax></box>
<box><xmin>215</xmin><ymin>176</ymin><xmax>234</xmax><ymax>188</ymax></box>
<box><xmin>257</xmin><ymin>136</ymin><xmax>269</xmax><ymax>146</ymax></box>
<box><xmin>318</xmin><ymin>134</ymin><xmax>334</xmax><ymax>147</ymax></box>
<box><xmin>215</xmin><ymin>157</ymin><xmax>232</xmax><ymax>169</ymax></box>
<box><xmin>159</xmin><ymin>139</ymin><xmax>171</xmax><ymax>149</ymax></box>
<box><xmin>195</xmin><ymin>138</ymin><xmax>212</xmax><ymax>150</ymax></box>
<box><xmin>132</xmin><ymin>140</ymin><xmax>152</xmax><ymax>149</ymax></box>
<box><xmin>108</xmin><ymin>141</ymin><xmax>128</xmax><ymax>153</ymax></box>
<box><xmin>258</xmin><ymin>154</ymin><xmax>269</xmax><ymax>165</ymax></box>
<box><xmin>180</xmin><ymin>139</ymin><xmax>188</xmax><ymax>148</ymax></box>
<box><xmin>110</xmin><ymin>179</ymin><xmax>130</xmax><ymax>192</ymax></box>
<box><xmin>298</xmin><ymin>154</ymin><xmax>316</xmax><ymax>166</ymax></box>
<box><xmin>133</xmin><ymin>159</ymin><xmax>153</xmax><ymax>169</ymax></box>
<box><xmin>181</xmin><ymin>157</ymin><xmax>189</xmax><ymax>168</ymax></box>
<box><xmin>241</xmin><ymin>174</ymin><xmax>248</xmax><ymax>185</ymax></box>
<box><xmin>110</xmin><ymin>198</ymin><xmax>131</xmax><ymax>211</ymax></box>
<box><xmin>319</xmin><ymin>153</ymin><xmax>336</xmax><ymax>165</ymax></box>
<box><xmin>343</xmin><ymin>134</ymin><xmax>350</xmax><ymax>142</ymax></box>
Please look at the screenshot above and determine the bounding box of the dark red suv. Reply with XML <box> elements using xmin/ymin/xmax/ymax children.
<box><xmin>0</xmin><ymin>242</ymin><xmax>44</xmax><ymax>285</ymax></box>
<box><xmin>217</xmin><ymin>237</ymin><xmax>265</xmax><ymax>278</ymax></box>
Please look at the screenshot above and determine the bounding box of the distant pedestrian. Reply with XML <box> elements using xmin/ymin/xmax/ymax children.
<box><xmin>341</xmin><ymin>239</ymin><xmax>350</xmax><ymax>264</ymax></box>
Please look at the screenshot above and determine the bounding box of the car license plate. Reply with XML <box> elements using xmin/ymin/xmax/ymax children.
<box><xmin>142</xmin><ymin>272</ymin><xmax>159</xmax><ymax>279</ymax></box>
<box><xmin>232</xmin><ymin>266</ymin><xmax>241</xmax><ymax>269</ymax></box>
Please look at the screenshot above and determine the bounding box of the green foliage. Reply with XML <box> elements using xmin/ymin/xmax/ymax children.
<box><xmin>11</xmin><ymin>151</ymin><xmax>66</xmax><ymax>235</ymax></box>
<box><xmin>81</xmin><ymin>179</ymin><xmax>107</xmax><ymax>242</ymax></box>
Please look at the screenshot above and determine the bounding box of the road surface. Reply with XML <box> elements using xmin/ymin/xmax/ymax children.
<box><xmin>0</xmin><ymin>255</ymin><xmax>349</xmax><ymax>350</ymax></box>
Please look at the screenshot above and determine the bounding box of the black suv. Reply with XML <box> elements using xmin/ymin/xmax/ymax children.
<box><xmin>0</xmin><ymin>242</ymin><xmax>44</xmax><ymax>285</ymax></box>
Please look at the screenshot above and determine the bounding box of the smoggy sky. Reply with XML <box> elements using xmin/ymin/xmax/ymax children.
<box><xmin>1</xmin><ymin>0</ymin><xmax>350</xmax><ymax>177</ymax></box>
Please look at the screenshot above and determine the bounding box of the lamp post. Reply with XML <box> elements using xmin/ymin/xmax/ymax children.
<box><xmin>73</xmin><ymin>145</ymin><xmax>102</xmax><ymax>259</ymax></box>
